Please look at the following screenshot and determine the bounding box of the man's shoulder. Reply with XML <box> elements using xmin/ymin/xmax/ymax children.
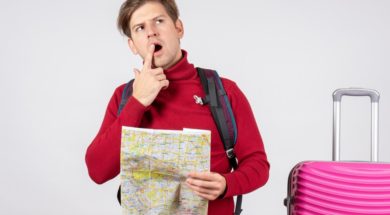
<box><xmin>110</xmin><ymin>82</ymin><xmax>130</xmax><ymax>100</ymax></box>
<box><xmin>196</xmin><ymin>67</ymin><xmax>238</xmax><ymax>90</ymax></box>
<box><xmin>219</xmin><ymin>76</ymin><xmax>238</xmax><ymax>92</ymax></box>
<box><xmin>114</xmin><ymin>82</ymin><xmax>127</xmax><ymax>92</ymax></box>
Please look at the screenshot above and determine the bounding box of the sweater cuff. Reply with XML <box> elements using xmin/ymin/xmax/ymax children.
<box><xmin>220</xmin><ymin>172</ymin><xmax>235</xmax><ymax>198</ymax></box>
<box><xmin>119</xmin><ymin>96</ymin><xmax>148</xmax><ymax>126</ymax></box>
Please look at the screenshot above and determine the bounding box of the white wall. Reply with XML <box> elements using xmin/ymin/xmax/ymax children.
<box><xmin>1</xmin><ymin>0</ymin><xmax>389</xmax><ymax>214</ymax></box>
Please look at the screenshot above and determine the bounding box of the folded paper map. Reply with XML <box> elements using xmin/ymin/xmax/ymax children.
<box><xmin>121</xmin><ymin>127</ymin><xmax>211</xmax><ymax>215</ymax></box>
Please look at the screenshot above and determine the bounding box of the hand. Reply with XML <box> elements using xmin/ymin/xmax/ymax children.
<box><xmin>132</xmin><ymin>44</ymin><xmax>169</xmax><ymax>106</ymax></box>
<box><xmin>185</xmin><ymin>172</ymin><xmax>227</xmax><ymax>200</ymax></box>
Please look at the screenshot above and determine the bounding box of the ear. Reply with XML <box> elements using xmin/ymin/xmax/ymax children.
<box><xmin>127</xmin><ymin>38</ymin><xmax>139</xmax><ymax>55</ymax></box>
<box><xmin>175</xmin><ymin>19</ymin><xmax>184</xmax><ymax>39</ymax></box>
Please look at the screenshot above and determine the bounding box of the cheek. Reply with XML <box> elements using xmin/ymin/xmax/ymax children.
<box><xmin>134</xmin><ymin>40</ymin><xmax>148</xmax><ymax>55</ymax></box>
<box><xmin>166</xmin><ymin>35</ymin><xmax>181</xmax><ymax>49</ymax></box>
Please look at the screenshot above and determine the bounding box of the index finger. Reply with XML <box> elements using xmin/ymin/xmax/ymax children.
<box><xmin>143</xmin><ymin>44</ymin><xmax>155</xmax><ymax>69</ymax></box>
<box><xmin>188</xmin><ymin>172</ymin><xmax>216</xmax><ymax>181</ymax></box>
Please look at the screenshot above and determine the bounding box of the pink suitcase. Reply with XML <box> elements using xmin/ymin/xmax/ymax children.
<box><xmin>284</xmin><ymin>88</ymin><xmax>390</xmax><ymax>215</ymax></box>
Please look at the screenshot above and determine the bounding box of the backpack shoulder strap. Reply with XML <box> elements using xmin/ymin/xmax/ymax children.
<box><xmin>116</xmin><ymin>79</ymin><xmax>134</xmax><ymax>205</ymax></box>
<box><xmin>196</xmin><ymin>67</ymin><xmax>242</xmax><ymax>215</ymax></box>
<box><xmin>196</xmin><ymin>67</ymin><xmax>238</xmax><ymax>167</ymax></box>
<box><xmin>117</xmin><ymin>79</ymin><xmax>135</xmax><ymax>116</ymax></box>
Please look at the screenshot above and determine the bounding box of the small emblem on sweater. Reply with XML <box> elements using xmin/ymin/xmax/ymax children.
<box><xmin>193</xmin><ymin>95</ymin><xmax>204</xmax><ymax>105</ymax></box>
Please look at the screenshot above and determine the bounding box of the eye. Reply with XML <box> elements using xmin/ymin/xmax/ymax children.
<box><xmin>156</xmin><ymin>19</ymin><xmax>164</xmax><ymax>24</ymax></box>
<box><xmin>135</xmin><ymin>25</ymin><xmax>144</xmax><ymax>32</ymax></box>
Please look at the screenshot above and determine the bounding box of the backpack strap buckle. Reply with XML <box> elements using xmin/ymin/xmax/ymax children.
<box><xmin>226</xmin><ymin>148</ymin><xmax>235</xmax><ymax>159</ymax></box>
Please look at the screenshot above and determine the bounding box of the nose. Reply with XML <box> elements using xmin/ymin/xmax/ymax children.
<box><xmin>146</xmin><ymin>24</ymin><xmax>158</xmax><ymax>38</ymax></box>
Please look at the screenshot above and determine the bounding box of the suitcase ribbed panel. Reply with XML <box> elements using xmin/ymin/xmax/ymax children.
<box><xmin>290</xmin><ymin>161</ymin><xmax>390</xmax><ymax>215</ymax></box>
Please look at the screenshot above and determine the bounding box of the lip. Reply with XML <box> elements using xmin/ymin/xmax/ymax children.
<box><xmin>150</xmin><ymin>42</ymin><xmax>163</xmax><ymax>56</ymax></box>
<box><xmin>153</xmin><ymin>45</ymin><xmax>163</xmax><ymax>56</ymax></box>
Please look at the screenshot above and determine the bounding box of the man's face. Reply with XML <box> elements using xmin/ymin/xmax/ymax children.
<box><xmin>128</xmin><ymin>1</ymin><xmax>184</xmax><ymax>69</ymax></box>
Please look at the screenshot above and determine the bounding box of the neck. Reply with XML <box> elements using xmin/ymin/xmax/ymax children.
<box><xmin>162</xmin><ymin>50</ymin><xmax>183</xmax><ymax>70</ymax></box>
<box><xmin>163</xmin><ymin>50</ymin><xmax>197</xmax><ymax>81</ymax></box>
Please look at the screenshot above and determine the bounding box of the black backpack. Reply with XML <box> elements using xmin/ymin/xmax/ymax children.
<box><xmin>116</xmin><ymin>68</ymin><xmax>242</xmax><ymax>215</ymax></box>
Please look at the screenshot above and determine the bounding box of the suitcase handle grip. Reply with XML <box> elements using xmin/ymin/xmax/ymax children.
<box><xmin>332</xmin><ymin>88</ymin><xmax>380</xmax><ymax>162</ymax></box>
<box><xmin>333</xmin><ymin>88</ymin><xmax>380</xmax><ymax>103</ymax></box>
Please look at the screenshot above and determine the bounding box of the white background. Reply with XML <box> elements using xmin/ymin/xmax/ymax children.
<box><xmin>1</xmin><ymin>0</ymin><xmax>389</xmax><ymax>214</ymax></box>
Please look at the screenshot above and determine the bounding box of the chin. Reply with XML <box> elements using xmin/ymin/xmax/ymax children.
<box><xmin>154</xmin><ymin>59</ymin><xmax>169</xmax><ymax>69</ymax></box>
<box><xmin>154</xmin><ymin>62</ymin><xmax>165</xmax><ymax>68</ymax></box>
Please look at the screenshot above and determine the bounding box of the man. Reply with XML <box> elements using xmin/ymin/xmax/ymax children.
<box><xmin>85</xmin><ymin>0</ymin><xmax>270</xmax><ymax>214</ymax></box>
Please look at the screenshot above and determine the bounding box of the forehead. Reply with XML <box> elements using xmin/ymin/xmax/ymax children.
<box><xmin>130</xmin><ymin>1</ymin><xmax>169</xmax><ymax>26</ymax></box>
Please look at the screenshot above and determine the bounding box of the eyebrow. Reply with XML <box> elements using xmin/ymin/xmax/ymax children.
<box><xmin>131</xmin><ymin>14</ymin><xmax>167</xmax><ymax>31</ymax></box>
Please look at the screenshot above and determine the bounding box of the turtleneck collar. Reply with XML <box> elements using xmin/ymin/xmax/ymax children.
<box><xmin>164</xmin><ymin>50</ymin><xmax>197</xmax><ymax>81</ymax></box>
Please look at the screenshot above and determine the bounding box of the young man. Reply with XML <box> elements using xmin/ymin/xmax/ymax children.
<box><xmin>85</xmin><ymin>0</ymin><xmax>270</xmax><ymax>214</ymax></box>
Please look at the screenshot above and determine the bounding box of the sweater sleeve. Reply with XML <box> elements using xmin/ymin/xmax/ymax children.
<box><xmin>85</xmin><ymin>85</ymin><xmax>148</xmax><ymax>184</ymax></box>
<box><xmin>220</xmin><ymin>81</ymin><xmax>270</xmax><ymax>198</ymax></box>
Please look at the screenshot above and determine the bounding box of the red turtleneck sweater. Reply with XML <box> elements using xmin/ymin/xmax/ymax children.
<box><xmin>85</xmin><ymin>51</ymin><xmax>270</xmax><ymax>214</ymax></box>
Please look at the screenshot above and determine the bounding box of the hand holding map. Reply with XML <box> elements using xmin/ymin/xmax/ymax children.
<box><xmin>121</xmin><ymin>127</ymin><xmax>211</xmax><ymax>215</ymax></box>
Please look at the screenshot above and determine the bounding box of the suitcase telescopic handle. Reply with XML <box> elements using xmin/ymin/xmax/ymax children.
<box><xmin>332</xmin><ymin>88</ymin><xmax>380</xmax><ymax>162</ymax></box>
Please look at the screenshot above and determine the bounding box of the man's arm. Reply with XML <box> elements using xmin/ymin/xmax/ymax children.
<box><xmin>85</xmin><ymin>44</ymin><xmax>169</xmax><ymax>184</ymax></box>
<box><xmin>220</xmin><ymin>80</ymin><xmax>270</xmax><ymax>198</ymax></box>
<box><xmin>85</xmin><ymin>92</ymin><xmax>147</xmax><ymax>184</ymax></box>
<box><xmin>186</xmin><ymin>80</ymin><xmax>270</xmax><ymax>199</ymax></box>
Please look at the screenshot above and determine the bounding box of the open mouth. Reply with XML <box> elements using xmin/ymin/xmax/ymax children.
<box><xmin>154</xmin><ymin>44</ymin><xmax>162</xmax><ymax>53</ymax></box>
